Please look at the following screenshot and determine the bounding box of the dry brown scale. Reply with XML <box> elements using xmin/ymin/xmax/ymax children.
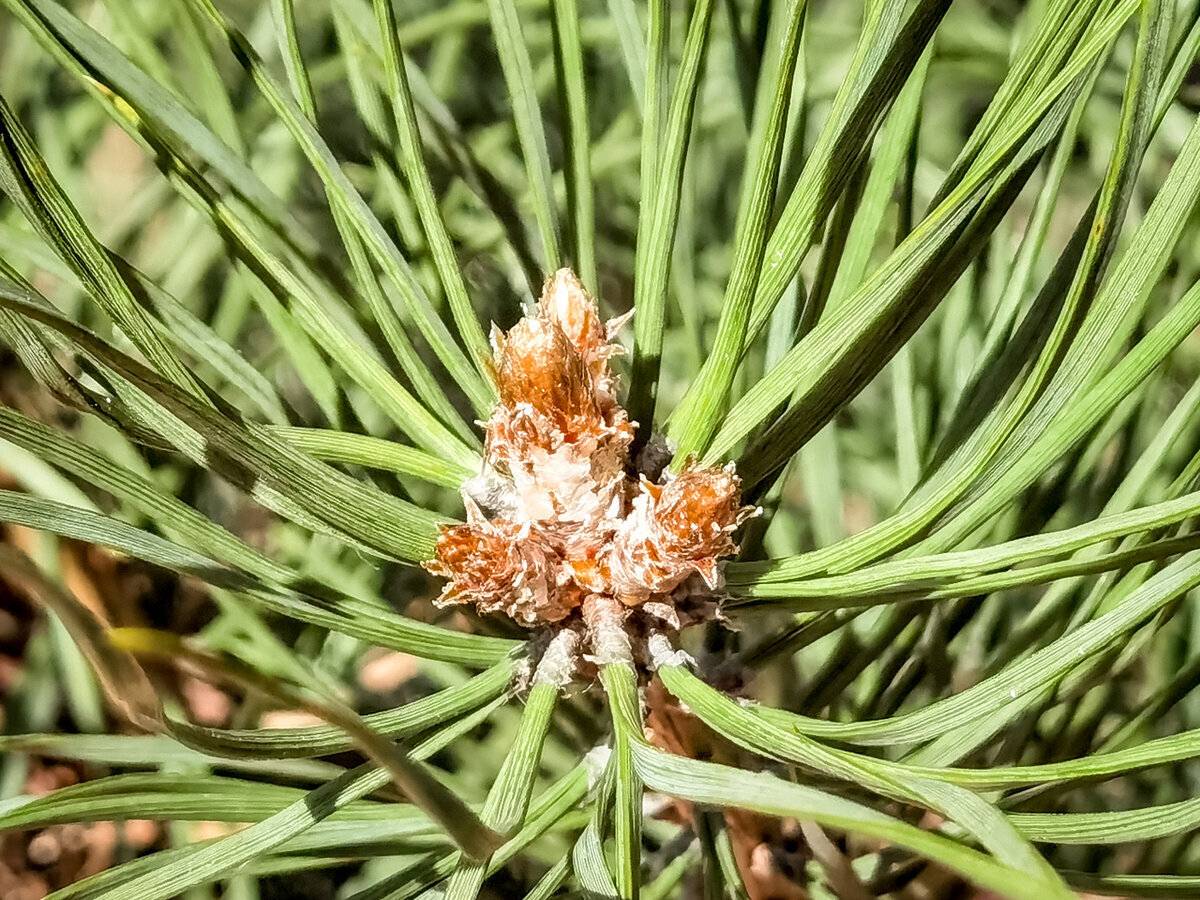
<box><xmin>424</xmin><ymin>269</ymin><xmax>756</xmax><ymax>683</ymax></box>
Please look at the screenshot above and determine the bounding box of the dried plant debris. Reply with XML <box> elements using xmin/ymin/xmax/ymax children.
<box><xmin>643</xmin><ymin>677</ymin><xmax>811</xmax><ymax>899</ymax></box>
<box><xmin>425</xmin><ymin>269</ymin><xmax>756</xmax><ymax>681</ymax></box>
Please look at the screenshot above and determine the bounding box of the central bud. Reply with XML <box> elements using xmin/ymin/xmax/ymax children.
<box><xmin>425</xmin><ymin>270</ymin><xmax>754</xmax><ymax>677</ymax></box>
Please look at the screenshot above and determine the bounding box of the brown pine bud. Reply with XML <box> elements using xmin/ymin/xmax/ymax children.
<box><xmin>497</xmin><ymin>317</ymin><xmax>598</xmax><ymax>432</ymax></box>
<box><xmin>652</xmin><ymin>462</ymin><xmax>754</xmax><ymax>561</ymax></box>
<box><xmin>426</xmin><ymin>269</ymin><xmax>755</xmax><ymax>673</ymax></box>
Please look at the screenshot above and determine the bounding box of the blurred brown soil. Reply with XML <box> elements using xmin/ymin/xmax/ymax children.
<box><xmin>0</xmin><ymin>494</ymin><xmax>221</xmax><ymax>897</ymax></box>
<box><xmin>0</xmin><ymin>514</ymin><xmax>177</xmax><ymax>898</ymax></box>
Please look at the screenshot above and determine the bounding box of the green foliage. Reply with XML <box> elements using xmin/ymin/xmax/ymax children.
<box><xmin>2</xmin><ymin>0</ymin><xmax>1200</xmax><ymax>897</ymax></box>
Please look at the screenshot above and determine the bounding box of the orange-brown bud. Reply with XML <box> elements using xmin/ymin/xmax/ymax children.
<box><xmin>607</xmin><ymin>464</ymin><xmax>756</xmax><ymax>603</ymax></box>
<box><xmin>427</xmin><ymin>520</ymin><xmax>522</xmax><ymax>605</ymax></box>
<box><xmin>497</xmin><ymin>317</ymin><xmax>597</xmax><ymax>429</ymax></box>
<box><xmin>651</xmin><ymin>462</ymin><xmax>753</xmax><ymax>560</ymax></box>
<box><xmin>426</xmin><ymin>516</ymin><xmax>581</xmax><ymax>626</ymax></box>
